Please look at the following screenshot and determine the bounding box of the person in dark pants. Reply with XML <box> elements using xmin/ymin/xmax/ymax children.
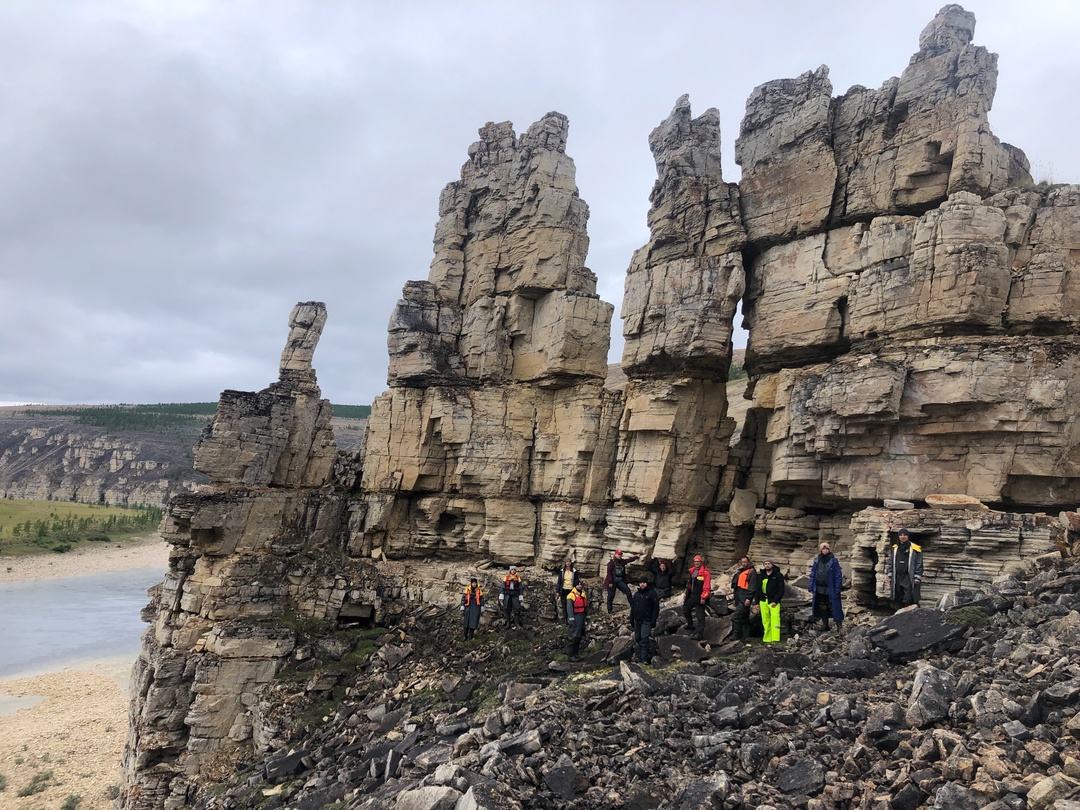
<box><xmin>648</xmin><ymin>558</ymin><xmax>675</xmax><ymax>599</ymax></box>
<box><xmin>459</xmin><ymin>577</ymin><xmax>484</xmax><ymax>640</ymax></box>
<box><xmin>500</xmin><ymin>566</ymin><xmax>524</xmax><ymax>629</ymax></box>
<box><xmin>630</xmin><ymin>575</ymin><xmax>660</xmax><ymax>664</ymax></box>
<box><xmin>887</xmin><ymin>529</ymin><xmax>923</xmax><ymax>607</ymax></box>
<box><xmin>683</xmin><ymin>554</ymin><xmax>711</xmax><ymax>640</ymax></box>
<box><xmin>809</xmin><ymin>542</ymin><xmax>844</xmax><ymax>632</ymax></box>
<box><xmin>730</xmin><ymin>556</ymin><xmax>758</xmax><ymax>641</ymax></box>
<box><xmin>565</xmin><ymin>582</ymin><xmax>589</xmax><ymax>662</ymax></box>
<box><xmin>605</xmin><ymin>549</ymin><xmax>640</xmax><ymax>614</ymax></box>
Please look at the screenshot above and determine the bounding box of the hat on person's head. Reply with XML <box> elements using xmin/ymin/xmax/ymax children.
<box><xmin>899</xmin><ymin>528</ymin><xmax>910</xmax><ymax>538</ymax></box>
<box><xmin>638</xmin><ymin>574</ymin><xmax>649</xmax><ymax>584</ymax></box>
<box><xmin>509</xmin><ymin>565</ymin><xmax>517</xmax><ymax>571</ymax></box>
<box><xmin>763</xmin><ymin>557</ymin><xmax>773</xmax><ymax>564</ymax></box>
<box><xmin>470</xmin><ymin>577</ymin><xmax>478</xmax><ymax>583</ymax></box>
<box><xmin>614</xmin><ymin>549</ymin><xmax>623</xmax><ymax>556</ymax></box>
<box><xmin>820</xmin><ymin>542</ymin><xmax>830</xmax><ymax>550</ymax></box>
<box><xmin>564</xmin><ymin>558</ymin><xmax>572</xmax><ymax>564</ymax></box>
<box><xmin>693</xmin><ymin>554</ymin><xmax>704</xmax><ymax>563</ymax></box>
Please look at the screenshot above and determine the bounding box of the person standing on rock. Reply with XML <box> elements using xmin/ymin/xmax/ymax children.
<box><xmin>554</xmin><ymin>558</ymin><xmax>581</xmax><ymax>610</ymax></box>
<box><xmin>500</xmin><ymin>566</ymin><xmax>524</xmax><ymax>629</ymax></box>
<box><xmin>605</xmin><ymin>549</ymin><xmax>640</xmax><ymax>615</ymax></box>
<box><xmin>565</xmin><ymin>581</ymin><xmax>589</xmax><ymax>662</ymax></box>
<box><xmin>630</xmin><ymin>574</ymin><xmax>660</xmax><ymax>664</ymax></box>
<box><xmin>683</xmin><ymin>554</ymin><xmax>711</xmax><ymax>640</ymax></box>
<box><xmin>809</xmin><ymin>542</ymin><xmax>844</xmax><ymax>633</ymax></box>
<box><xmin>757</xmin><ymin>558</ymin><xmax>785</xmax><ymax>643</ymax></box>
<box><xmin>460</xmin><ymin>577</ymin><xmax>484</xmax><ymax>640</ymax></box>
<box><xmin>648</xmin><ymin>558</ymin><xmax>675</xmax><ymax>599</ymax></box>
<box><xmin>730</xmin><ymin>556</ymin><xmax>758</xmax><ymax>642</ymax></box>
<box><xmin>887</xmin><ymin>529</ymin><xmax>923</xmax><ymax>607</ymax></box>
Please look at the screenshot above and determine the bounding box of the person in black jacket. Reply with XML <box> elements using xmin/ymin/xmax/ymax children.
<box><xmin>757</xmin><ymin>558</ymin><xmax>785</xmax><ymax>643</ymax></box>
<box><xmin>630</xmin><ymin>575</ymin><xmax>661</xmax><ymax>664</ymax></box>
<box><xmin>648</xmin><ymin>558</ymin><xmax>675</xmax><ymax>599</ymax></box>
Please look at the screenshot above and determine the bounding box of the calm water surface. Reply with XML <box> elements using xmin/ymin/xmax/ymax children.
<box><xmin>0</xmin><ymin>567</ymin><xmax>163</xmax><ymax>679</ymax></box>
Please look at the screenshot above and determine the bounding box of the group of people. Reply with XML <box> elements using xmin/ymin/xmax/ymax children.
<box><xmin>459</xmin><ymin>529</ymin><xmax>926</xmax><ymax>659</ymax></box>
<box><xmin>458</xmin><ymin>565</ymin><xmax>526</xmax><ymax>637</ymax></box>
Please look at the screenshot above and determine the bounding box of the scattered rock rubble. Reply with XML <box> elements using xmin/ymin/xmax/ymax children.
<box><xmin>186</xmin><ymin>559</ymin><xmax>1080</xmax><ymax>810</ymax></box>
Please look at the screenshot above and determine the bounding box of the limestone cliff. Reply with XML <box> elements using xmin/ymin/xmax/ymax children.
<box><xmin>122</xmin><ymin>7</ymin><xmax>1080</xmax><ymax>808</ymax></box>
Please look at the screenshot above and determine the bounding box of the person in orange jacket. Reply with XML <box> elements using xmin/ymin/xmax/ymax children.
<box><xmin>683</xmin><ymin>554</ymin><xmax>711</xmax><ymax>640</ymax></box>
<box><xmin>500</xmin><ymin>566</ymin><xmax>524</xmax><ymax>629</ymax></box>
<box><xmin>459</xmin><ymin>577</ymin><xmax>484</xmax><ymax>640</ymax></box>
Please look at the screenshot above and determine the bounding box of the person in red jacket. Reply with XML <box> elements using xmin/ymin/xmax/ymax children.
<box><xmin>683</xmin><ymin>554</ymin><xmax>712</xmax><ymax>640</ymax></box>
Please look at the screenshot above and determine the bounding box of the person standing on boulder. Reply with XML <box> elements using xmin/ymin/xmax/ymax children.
<box><xmin>605</xmin><ymin>549</ymin><xmax>640</xmax><ymax>615</ymax></box>
<box><xmin>730</xmin><ymin>556</ymin><xmax>758</xmax><ymax>642</ymax></box>
<box><xmin>887</xmin><ymin>529</ymin><xmax>923</xmax><ymax>607</ymax></box>
<box><xmin>554</xmin><ymin>558</ymin><xmax>581</xmax><ymax>607</ymax></box>
<box><xmin>630</xmin><ymin>575</ymin><xmax>660</xmax><ymax>664</ymax></box>
<box><xmin>648</xmin><ymin>558</ymin><xmax>675</xmax><ymax>599</ymax></box>
<box><xmin>683</xmin><ymin>554</ymin><xmax>711</xmax><ymax>640</ymax></box>
<box><xmin>757</xmin><ymin>558</ymin><xmax>785</xmax><ymax>643</ymax></box>
<box><xmin>500</xmin><ymin>566</ymin><xmax>524</xmax><ymax>629</ymax></box>
<box><xmin>565</xmin><ymin>581</ymin><xmax>589</xmax><ymax>662</ymax></box>
<box><xmin>460</xmin><ymin>577</ymin><xmax>484</xmax><ymax>640</ymax></box>
<box><xmin>809</xmin><ymin>542</ymin><xmax>844</xmax><ymax>632</ymax></box>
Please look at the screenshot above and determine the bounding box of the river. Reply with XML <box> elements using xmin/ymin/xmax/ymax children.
<box><xmin>0</xmin><ymin>567</ymin><xmax>162</xmax><ymax>680</ymax></box>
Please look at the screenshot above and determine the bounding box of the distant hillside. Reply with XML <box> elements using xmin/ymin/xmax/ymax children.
<box><xmin>0</xmin><ymin>402</ymin><xmax>368</xmax><ymax>507</ymax></box>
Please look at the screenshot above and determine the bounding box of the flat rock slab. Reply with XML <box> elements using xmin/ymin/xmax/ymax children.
<box><xmin>656</xmin><ymin>634</ymin><xmax>711</xmax><ymax>663</ymax></box>
<box><xmin>753</xmin><ymin>652</ymin><xmax>812</xmax><ymax>679</ymax></box>
<box><xmin>868</xmin><ymin>607</ymin><xmax>968</xmax><ymax>662</ymax></box>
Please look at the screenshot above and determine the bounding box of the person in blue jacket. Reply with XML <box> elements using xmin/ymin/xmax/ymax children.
<box><xmin>809</xmin><ymin>541</ymin><xmax>844</xmax><ymax>632</ymax></box>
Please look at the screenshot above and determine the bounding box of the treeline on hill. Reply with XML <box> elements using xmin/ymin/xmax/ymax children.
<box><xmin>0</xmin><ymin>503</ymin><xmax>164</xmax><ymax>555</ymax></box>
<box><xmin>25</xmin><ymin>402</ymin><xmax>371</xmax><ymax>431</ymax></box>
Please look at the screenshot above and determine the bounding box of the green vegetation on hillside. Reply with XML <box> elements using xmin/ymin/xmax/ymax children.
<box><xmin>0</xmin><ymin>499</ymin><xmax>163</xmax><ymax>556</ymax></box>
<box><xmin>331</xmin><ymin>404</ymin><xmax>370</xmax><ymax>419</ymax></box>
<box><xmin>24</xmin><ymin>401</ymin><xmax>368</xmax><ymax>431</ymax></box>
<box><xmin>25</xmin><ymin>403</ymin><xmax>216</xmax><ymax>431</ymax></box>
<box><xmin>729</xmin><ymin>363</ymin><xmax>747</xmax><ymax>382</ymax></box>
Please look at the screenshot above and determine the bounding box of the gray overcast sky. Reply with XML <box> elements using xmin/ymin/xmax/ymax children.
<box><xmin>1</xmin><ymin>1</ymin><xmax>1077</xmax><ymax>406</ymax></box>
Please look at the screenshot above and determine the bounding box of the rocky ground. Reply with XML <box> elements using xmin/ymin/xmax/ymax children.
<box><xmin>181</xmin><ymin>555</ymin><xmax>1080</xmax><ymax>810</ymax></box>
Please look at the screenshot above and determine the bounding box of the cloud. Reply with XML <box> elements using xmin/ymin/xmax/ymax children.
<box><xmin>0</xmin><ymin>1</ymin><xmax>1076</xmax><ymax>406</ymax></box>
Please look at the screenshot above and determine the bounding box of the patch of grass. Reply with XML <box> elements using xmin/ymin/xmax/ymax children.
<box><xmin>0</xmin><ymin>498</ymin><xmax>163</xmax><ymax>557</ymax></box>
<box><xmin>61</xmin><ymin>794</ymin><xmax>82</xmax><ymax>810</ymax></box>
<box><xmin>943</xmin><ymin>605</ymin><xmax>991</xmax><ymax>628</ymax></box>
<box><xmin>17</xmin><ymin>769</ymin><xmax>55</xmax><ymax>797</ymax></box>
<box><xmin>0</xmin><ymin>772</ymin><xmax>6</xmax><ymax>791</ymax></box>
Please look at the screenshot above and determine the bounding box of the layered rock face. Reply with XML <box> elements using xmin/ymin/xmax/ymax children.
<box><xmin>0</xmin><ymin>412</ymin><xmax>203</xmax><ymax>506</ymax></box>
<box><xmin>119</xmin><ymin>304</ymin><xmax>378</xmax><ymax>809</ymax></box>
<box><xmin>613</xmin><ymin>96</ymin><xmax>745</xmax><ymax>559</ymax></box>
<box><xmin>729</xmin><ymin>7</ymin><xmax>1079</xmax><ymax>594</ymax></box>
<box><xmin>360</xmin><ymin>113</ymin><xmax>618</xmax><ymax>572</ymax></box>
<box><xmin>122</xmin><ymin>7</ymin><xmax>1080</xmax><ymax>807</ymax></box>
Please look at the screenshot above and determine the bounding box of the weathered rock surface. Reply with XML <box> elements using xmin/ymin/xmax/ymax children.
<box><xmin>120</xmin><ymin>6</ymin><xmax>1080</xmax><ymax>809</ymax></box>
<box><xmin>0</xmin><ymin>407</ymin><xmax>205</xmax><ymax>506</ymax></box>
<box><xmin>145</xmin><ymin>555</ymin><xmax>1080</xmax><ymax>810</ymax></box>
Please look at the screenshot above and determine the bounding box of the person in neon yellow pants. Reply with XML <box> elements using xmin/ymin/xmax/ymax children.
<box><xmin>757</xmin><ymin>558</ymin><xmax>786</xmax><ymax>643</ymax></box>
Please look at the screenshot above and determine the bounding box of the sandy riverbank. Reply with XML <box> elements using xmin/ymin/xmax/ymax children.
<box><xmin>0</xmin><ymin>538</ymin><xmax>170</xmax><ymax>809</ymax></box>
<box><xmin>0</xmin><ymin>534</ymin><xmax>170</xmax><ymax>583</ymax></box>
